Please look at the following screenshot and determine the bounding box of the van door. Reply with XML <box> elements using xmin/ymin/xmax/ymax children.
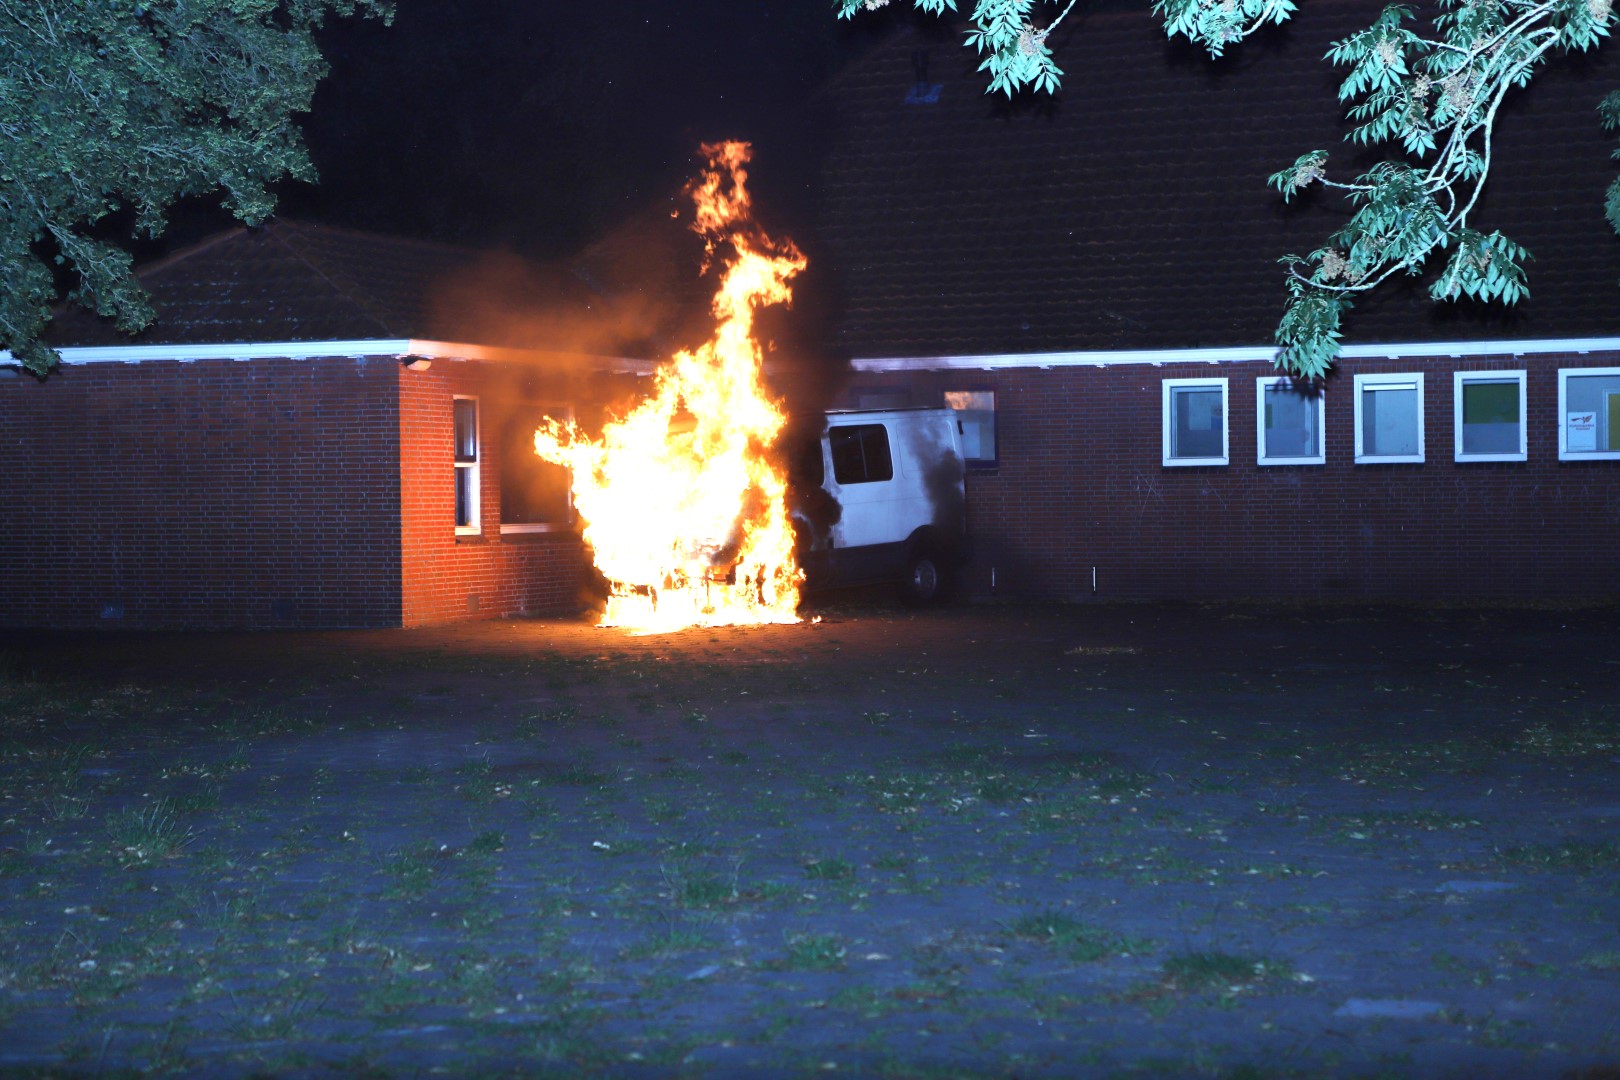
<box><xmin>825</xmin><ymin>421</ymin><xmax>925</xmax><ymax>551</ymax></box>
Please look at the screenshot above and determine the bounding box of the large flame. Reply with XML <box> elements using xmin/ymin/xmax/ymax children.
<box><xmin>534</xmin><ymin>142</ymin><xmax>807</xmax><ymax>632</ymax></box>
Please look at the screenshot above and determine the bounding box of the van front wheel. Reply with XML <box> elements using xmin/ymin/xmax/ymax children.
<box><xmin>899</xmin><ymin>549</ymin><xmax>949</xmax><ymax>606</ymax></box>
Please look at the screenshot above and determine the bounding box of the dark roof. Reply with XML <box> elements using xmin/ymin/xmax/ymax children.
<box><xmin>45</xmin><ymin>219</ymin><xmax>628</xmax><ymax>352</ymax></box>
<box><xmin>817</xmin><ymin>2</ymin><xmax>1620</xmax><ymax>357</ymax></box>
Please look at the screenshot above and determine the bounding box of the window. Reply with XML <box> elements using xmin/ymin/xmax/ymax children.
<box><xmin>828</xmin><ymin>423</ymin><xmax>894</xmax><ymax>484</ymax></box>
<box><xmin>1353</xmin><ymin>373</ymin><xmax>1424</xmax><ymax>464</ymax></box>
<box><xmin>453</xmin><ymin>396</ymin><xmax>480</xmax><ymax>533</ymax></box>
<box><xmin>500</xmin><ymin>406</ymin><xmax>573</xmax><ymax>533</ymax></box>
<box><xmin>1558</xmin><ymin>367</ymin><xmax>1620</xmax><ymax>461</ymax></box>
<box><xmin>1454</xmin><ymin>370</ymin><xmax>1526</xmax><ymax>462</ymax></box>
<box><xmin>1162</xmin><ymin>378</ymin><xmax>1228</xmax><ymax>466</ymax></box>
<box><xmin>1255</xmin><ymin>378</ymin><xmax>1324</xmax><ymax>465</ymax></box>
<box><xmin>943</xmin><ymin>389</ymin><xmax>997</xmax><ymax>466</ymax></box>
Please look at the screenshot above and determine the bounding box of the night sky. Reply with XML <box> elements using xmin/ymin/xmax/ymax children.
<box><xmin>274</xmin><ymin>2</ymin><xmax>875</xmax><ymax>260</ymax></box>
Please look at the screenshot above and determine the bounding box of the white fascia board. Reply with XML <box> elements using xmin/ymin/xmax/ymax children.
<box><xmin>5</xmin><ymin>338</ymin><xmax>648</xmax><ymax>370</ymax></box>
<box><xmin>851</xmin><ymin>337</ymin><xmax>1620</xmax><ymax>372</ymax></box>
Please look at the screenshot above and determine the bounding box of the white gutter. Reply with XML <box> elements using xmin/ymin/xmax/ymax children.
<box><xmin>0</xmin><ymin>338</ymin><xmax>654</xmax><ymax>375</ymax></box>
<box><xmin>851</xmin><ymin>337</ymin><xmax>1620</xmax><ymax>371</ymax></box>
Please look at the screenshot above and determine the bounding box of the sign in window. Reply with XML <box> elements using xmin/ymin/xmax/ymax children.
<box><xmin>1558</xmin><ymin>368</ymin><xmax>1620</xmax><ymax>460</ymax></box>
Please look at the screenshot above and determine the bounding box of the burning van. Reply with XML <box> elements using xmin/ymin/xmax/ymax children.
<box><xmin>791</xmin><ymin>407</ymin><xmax>971</xmax><ymax>605</ymax></box>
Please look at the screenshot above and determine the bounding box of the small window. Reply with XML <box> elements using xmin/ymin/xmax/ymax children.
<box><xmin>453</xmin><ymin>396</ymin><xmax>480</xmax><ymax>533</ymax></box>
<box><xmin>500</xmin><ymin>406</ymin><xmax>573</xmax><ymax>533</ymax></box>
<box><xmin>1557</xmin><ymin>367</ymin><xmax>1620</xmax><ymax>461</ymax></box>
<box><xmin>1256</xmin><ymin>377</ymin><xmax>1324</xmax><ymax>465</ymax></box>
<box><xmin>1353</xmin><ymin>373</ymin><xmax>1424</xmax><ymax>464</ymax></box>
<box><xmin>828</xmin><ymin>423</ymin><xmax>894</xmax><ymax>485</ymax></box>
<box><xmin>1454</xmin><ymin>370</ymin><xmax>1526</xmax><ymax>462</ymax></box>
<box><xmin>1162</xmin><ymin>378</ymin><xmax>1228</xmax><ymax>466</ymax></box>
<box><xmin>944</xmin><ymin>390</ymin><xmax>997</xmax><ymax>466</ymax></box>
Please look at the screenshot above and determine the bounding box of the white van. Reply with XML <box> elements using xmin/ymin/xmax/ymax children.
<box><xmin>790</xmin><ymin>408</ymin><xmax>970</xmax><ymax>604</ymax></box>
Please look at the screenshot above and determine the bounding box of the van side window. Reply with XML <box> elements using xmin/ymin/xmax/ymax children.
<box><xmin>829</xmin><ymin>424</ymin><xmax>894</xmax><ymax>484</ymax></box>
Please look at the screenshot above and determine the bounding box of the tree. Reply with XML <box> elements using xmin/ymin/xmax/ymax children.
<box><xmin>837</xmin><ymin>0</ymin><xmax>1619</xmax><ymax>376</ymax></box>
<box><xmin>0</xmin><ymin>0</ymin><xmax>389</xmax><ymax>376</ymax></box>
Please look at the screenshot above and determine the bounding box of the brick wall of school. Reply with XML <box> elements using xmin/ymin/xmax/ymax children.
<box><xmin>0</xmin><ymin>356</ymin><xmax>403</xmax><ymax>629</ymax></box>
<box><xmin>397</xmin><ymin>361</ymin><xmax>586</xmax><ymax>627</ymax></box>
<box><xmin>847</xmin><ymin>351</ymin><xmax>1620</xmax><ymax>602</ymax></box>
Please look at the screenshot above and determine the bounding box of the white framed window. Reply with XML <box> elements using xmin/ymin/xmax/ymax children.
<box><xmin>943</xmin><ymin>389</ymin><xmax>997</xmax><ymax>466</ymax></box>
<box><xmin>1454</xmin><ymin>370</ymin><xmax>1527</xmax><ymax>463</ymax></box>
<box><xmin>500</xmin><ymin>404</ymin><xmax>574</xmax><ymax>533</ymax></box>
<box><xmin>1353</xmin><ymin>373</ymin><xmax>1424</xmax><ymax>464</ymax></box>
<box><xmin>1557</xmin><ymin>367</ymin><xmax>1620</xmax><ymax>461</ymax></box>
<box><xmin>1255</xmin><ymin>377</ymin><xmax>1325</xmax><ymax>465</ymax></box>
<box><xmin>1162</xmin><ymin>378</ymin><xmax>1228</xmax><ymax>466</ymax></box>
<box><xmin>453</xmin><ymin>396</ymin><xmax>480</xmax><ymax>534</ymax></box>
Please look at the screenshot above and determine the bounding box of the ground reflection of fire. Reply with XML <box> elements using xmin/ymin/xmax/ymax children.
<box><xmin>533</xmin><ymin>142</ymin><xmax>806</xmax><ymax>632</ymax></box>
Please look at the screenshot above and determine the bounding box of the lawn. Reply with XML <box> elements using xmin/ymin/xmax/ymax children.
<box><xmin>1</xmin><ymin>601</ymin><xmax>1617</xmax><ymax>1078</ymax></box>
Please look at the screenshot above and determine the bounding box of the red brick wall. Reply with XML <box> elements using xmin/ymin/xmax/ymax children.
<box><xmin>848</xmin><ymin>351</ymin><xmax>1620</xmax><ymax>602</ymax></box>
<box><xmin>396</xmin><ymin>361</ymin><xmax>585</xmax><ymax>626</ymax></box>
<box><xmin>0</xmin><ymin>356</ymin><xmax>403</xmax><ymax>629</ymax></box>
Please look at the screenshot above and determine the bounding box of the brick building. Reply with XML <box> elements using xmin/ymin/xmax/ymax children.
<box><xmin>815</xmin><ymin>1</ymin><xmax>1620</xmax><ymax>602</ymax></box>
<box><xmin>0</xmin><ymin>221</ymin><xmax>648</xmax><ymax>630</ymax></box>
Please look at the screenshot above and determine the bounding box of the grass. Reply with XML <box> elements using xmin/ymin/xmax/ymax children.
<box><xmin>1008</xmin><ymin>909</ymin><xmax>1143</xmax><ymax>962</ymax></box>
<box><xmin>779</xmin><ymin>932</ymin><xmax>846</xmax><ymax>971</ymax></box>
<box><xmin>1497</xmin><ymin>839</ymin><xmax>1620</xmax><ymax>872</ymax></box>
<box><xmin>1159</xmin><ymin>951</ymin><xmax>1294</xmax><ymax>992</ymax></box>
<box><xmin>4</xmin><ymin>608</ymin><xmax>1619</xmax><ymax>1077</ymax></box>
<box><xmin>106</xmin><ymin>799</ymin><xmax>194</xmax><ymax>866</ymax></box>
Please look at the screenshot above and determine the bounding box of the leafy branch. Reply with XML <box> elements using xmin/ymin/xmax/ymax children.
<box><xmin>0</xmin><ymin>0</ymin><xmax>391</xmax><ymax>376</ymax></box>
<box><xmin>837</xmin><ymin>0</ymin><xmax>1617</xmax><ymax>377</ymax></box>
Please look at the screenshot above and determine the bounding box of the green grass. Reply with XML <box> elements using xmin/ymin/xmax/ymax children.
<box><xmin>779</xmin><ymin>932</ymin><xmax>846</xmax><ymax>971</ymax></box>
<box><xmin>803</xmin><ymin>856</ymin><xmax>855</xmax><ymax>882</ymax></box>
<box><xmin>1497</xmin><ymin>838</ymin><xmax>1620</xmax><ymax>872</ymax></box>
<box><xmin>106</xmin><ymin>799</ymin><xmax>194</xmax><ymax>866</ymax></box>
<box><xmin>1159</xmin><ymin>950</ymin><xmax>1292</xmax><ymax>992</ymax></box>
<box><xmin>1008</xmin><ymin>909</ymin><xmax>1143</xmax><ymax>962</ymax></box>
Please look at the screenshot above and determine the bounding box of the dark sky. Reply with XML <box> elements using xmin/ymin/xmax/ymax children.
<box><xmin>273</xmin><ymin>2</ymin><xmax>875</xmax><ymax>261</ymax></box>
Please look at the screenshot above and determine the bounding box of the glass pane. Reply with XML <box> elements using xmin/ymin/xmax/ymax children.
<box><xmin>945</xmin><ymin>391</ymin><xmax>996</xmax><ymax>462</ymax></box>
<box><xmin>1262</xmin><ymin>384</ymin><xmax>1319</xmax><ymax>459</ymax></box>
<box><xmin>1563</xmin><ymin>373</ymin><xmax>1620</xmax><ymax>453</ymax></box>
<box><xmin>1362</xmin><ymin>384</ymin><xmax>1418</xmax><ymax>457</ymax></box>
<box><xmin>455</xmin><ymin>467</ymin><xmax>473</xmax><ymax>528</ymax></box>
<box><xmin>1170</xmin><ymin>387</ymin><xmax>1223</xmax><ymax>459</ymax></box>
<box><xmin>454</xmin><ymin>399</ymin><xmax>478</xmax><ymax>463</ymax></box>
<box><xmin>829</xmin><ymin>424</ymin><xmax>892</xmax><ymax>484</ymax></box>
<box><xmin>500</xmin><ymin>414</ymin><xmax>570</xmax><ymax>524</ymax></box>
<box><xmin>1461</xmin><ymin>380</ymin><xmax>1520</xmax><ymax>454</ymax></box>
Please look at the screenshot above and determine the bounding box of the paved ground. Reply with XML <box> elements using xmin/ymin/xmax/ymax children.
<box><xmin>1</xmin><ymin>599</ymin><xmax>1618</xmax><ymax>1078</ymax></box>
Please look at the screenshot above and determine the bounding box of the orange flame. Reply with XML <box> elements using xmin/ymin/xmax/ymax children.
<box><xmin>534</xmin><ymin>142</ymin><xmax>807</xmax><ymax>632</ymax></box>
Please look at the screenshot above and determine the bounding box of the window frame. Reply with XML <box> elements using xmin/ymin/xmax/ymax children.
<box><xmin>1352</xmin><ymin>372</ymin><xmax>1425</xmax><ymax>465</ymax></box>
<box><xmin>499</xmin><ymin>402</ymin><xmax>576</xmax><ymax>535</ymax></box>
<box><xmin>453</xmin><ymin>395</ymin><xmax>481</xmax><ymax>535</ymax></box>
<box><xmin>1557</xmin><ymin>366</ymin><xmax>1620</xmax><ymax>462</ymax></box>
<box><xmin>1161</xmin><ymin>377</ymin><xmax>1229</xmax><ymax>467</ymax></box>
<box><xmin>1254</xmin><ymin>377</ymin><xmax>1325</xmax><ymax>466</ymax></box>
<box><xmin>943</xmin><ymin>388</ymin><xmax>998</xmax><ymax>469</ymax></box>
<box><xmin>1453</xmin><ymin>369</ymin><xmax>1527</xmax><ymax>463</ymax></box>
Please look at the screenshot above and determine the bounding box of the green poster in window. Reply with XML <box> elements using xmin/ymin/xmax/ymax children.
<box><xmin>1463</xmin><ymin>382</ymin><xmax>1519</xmax><ymax>424</ymax></box>
<box><xmin>1609</xmin><ymin>392</ymin><xmax>1620</xmax><ymax>451</ymax></box>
